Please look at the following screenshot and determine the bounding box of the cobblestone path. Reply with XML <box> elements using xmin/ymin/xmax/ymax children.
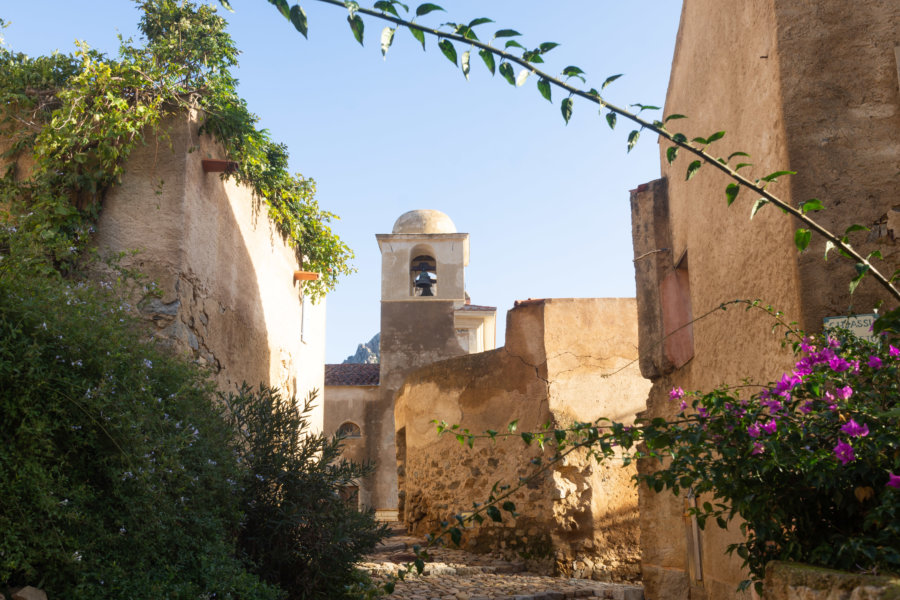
<box><xmin>359</xmin><ymin>525</ymin><xmax>644</xmax><ymax>600</ymax></box>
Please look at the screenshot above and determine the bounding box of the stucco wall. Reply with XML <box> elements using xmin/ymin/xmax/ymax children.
<box><xmin>94</xmin><ymin>112</ymin><xmax>326</xmax><ymax>429</ymax></box>
<box><xmin>632</xmin><ymin>2</ymin><xmax>900</xmax><ymax>599</ymax></box>
<box><xmin>395</xmin><ymin>298</ymin><xmax>650</xmax><ymax>581</ymax></box>
<box><xmin>325</xmin><ymin>384</ymin><xmax>381</xmax><ymax>502</ymax></box>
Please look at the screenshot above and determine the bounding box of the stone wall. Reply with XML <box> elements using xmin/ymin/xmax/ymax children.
<box><xmin>8</xmin><ymin>111</ymin><xmax>329</xmax><ymax>428</ymax></box>
<box><xmin>764</xmin><ymin>562</ymin><xmax>900</xmax><ymax>600</ymax></box>
<box><xmin>395</xmin><ymin>298</ymin><xmax>650</xmax><ymax>582</ymax></box>
<box><xmin>631</xmin><ymin>2</ymin><xmax>900</xmax><ymax>599</ymax></box>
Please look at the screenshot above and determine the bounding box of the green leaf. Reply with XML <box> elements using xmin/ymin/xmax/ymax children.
<box><xmin>347</xmin><ymin>14</ymin><xmax>364</xmax><ymax>45</ymax></box>
<box><xmin>727</xmin><ymin>151</ymin><xmax>750</xmax><ymax>161</ymax></box>
<box><xmin>849</xmin><ymin>263</ymin><xmax>870</xmax><ymax>294</ymax></box>
<box><xmin>794</xmin><ymin>228</ymin><xmax>811</xmax><ymax>252</ymax></box>
<box><xmin>409</xmin><ymin>26</ymin><xmax>425</xmax><ymax>50</ymax></box>
<box><xmin>666</xmin><ymin>146</ymin><xmax>678</xmax><ymax>164</ymax></box>
<box><xmin>627</xmin><ymin>129</ymin><xmax>640</xmax><ymax>153</ymax></box>
<box><xmin>824</xmin><ymin>240</ymin><xmax>836</xmax><ymax>260</ymax></box>
<box><xmin>799</xmin><ymin>198</ymin><xmax>824</xmax><ymax>213</ymax></box>
<box><xmin>672</xmin><ymin>133</ymin><xmax>687</xmax><ymax>143</ymax></box>
<box><xmin>665</xmin><ymin>113</ymin><xmax>687</xmax><ymax>122</ymax></box>
<box><xmin>539</xmin><ymin>41</ymin><xmax>560</xmax><ymax>53</ymax></box>
<box><xmin>461</xmin><ymin>50</ymin><xmax>470</xmax><ymax>79</ymax></box>
<box><xmin>505</xmin><ymin>39</ymin><xmax>525</xmax><ymax>50</ymax></box>
<box><xmin>750</xmin><ymin>198</ymin><xmax>768</xmax><ymax>219</ymax></box>
<box><xmin>725</xmin><ymin>183</ymin><xmax>739</xmax><ymax>206</ymax></box>
<box><xmin>373</xmin><ymin>0</ymin><xmax>399</xmax><ymax>17</ymax></box>
<box><xmin>601</xmin><ymin>73</ymin><xmax>623</xmax><ymax>89</ymax></box>
<box><xmin>438</xmin><ymin>39</ymin><xmax>457</xmax><ymax>65</ymax></box>
<box><xmin>498</xmin><ymin>62</ymin><xmax>515</xmax><ymax>85</ymax></box>
<box><xmin>706</xmin><ymin>130</ymin><xmax>725</xmax><ymax>143</ymax></box>
<box><xmin>521</xmin><ymin>432</ymin><xmax>534</xmax><ymax>445</ymax></box>
<box><xmin>507</xmin><ymin>420</ymin><xmax>518</xmax><ymax>433</ymax></box>
<box><xmin>479</xmin><ymin>49</ymin><xmax>495</xmax><ymax>75</ymax></box>
<box><xmin>468</xmin><ymin>17</ymin><xmax>493</xmax><ymax>27</ymax></box>
<box><xmin>735</xmin><ymin>162</ymin><xmax>753</xmax><ymax>171</ymax></box>
<box><xmin>845</xmin><ymin>224</ymin><xmax>869</xmax><ymax>235</ymax></box>
<box><xmin>345</xmin><ymin>0</ymin><xmax>359</xmax><ymax>17</ymax></box>
<box><xmin>516</xmin><ymin>68</ymin><xmax>531</xmax><ymax>87</ymax></box>
<box><xmin>561</xmin><ymin>97</ymin><xmax>574</xmax><ymax>125</ymax></box>
<box><xmin>562</xmin><ymin>65</ymin><xmax>585</xmax><ymax>81</ymax></box>
<box><xmin>761</xmin><ymin>170</ymin><xmax>796</xmax><ymax>182</ymax></box>
<box><xmin>605</xmin><ymin>111</ymin><xmax>616</xmax><ymax>130</ymax></box>
<box><xmin>290</xmin><ymin>4</ymin><xmax>308</xmax><ymax>38</ymax></box>
<box><xmin>219</xmin><ymin>0</ymin><xmax>234</xmax><ymax>11</ymax></box>
<box><xmin>414</xmin><ymin>557</ymin><xmax>425</xmax><ymax>574</ymax></box>
<box><xmin>502</xmin><ymin>501</ymin><xmax>516</xmax><ymax>513</ymax></box>
<box><xmin>692</xmin><ymin>136</ymin><xmax>709</xmax><ymax>145</ymax></box>
<box><xmin>380</xmin><ymin>26</ymin><xmax>395</xmax><ymax>57</ymax></box>
<box><xmin>537</xmin><ymin>78</ymin><xmax>551</xmax><ymax>102</ymax></box>
<box><xmin>493</xmin><ymin>29</ymin><xmax>521</xmax><ymax>38</ymax></box>
<box><xmin>415</xmin><ymin>2</ymin><xmax>444</xmax><ymax>16</ymax></box>
<box><xmin>272</xmin><ymin>0</ymin><xmax>290</xmax><ymax>19</ymax></box>
<box><xmin>686</xmin><ymin>160</ymin><xmax>702</xmax><ymax>181</ymax></box>
<box><xmin>486</xmin><ymin>506</ymin><xmax>502</xmax><ymax>522</ymax></box>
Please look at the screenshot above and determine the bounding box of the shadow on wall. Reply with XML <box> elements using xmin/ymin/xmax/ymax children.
<box><xmin>94</xmin><ymin>112</ymin><xmax>311</xmax><ymax>398</ymax></box>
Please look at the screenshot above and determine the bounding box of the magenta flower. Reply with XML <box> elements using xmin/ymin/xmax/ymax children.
<box><xmin>888</xmin><ymin>473</ymin><xmax>900</xmax><ymax>489</ymax></box>
<box><xmin>679</xmin><ymin>400</ymin><xmax>688</xmax><ymax>411</ymax></box>
<box><xmin>747</xmin><ymin>423</ymin><xmax>761</xmax><ymax>438</ymax></box>
<box><xmin>669</xmin><ymin>387</ymin><xmax>685</xmax><ymax>401</ymax></box>
<box><xmin>889</xmin><ymin>345</ymin><xmax>899</xmax><ymax>359</ymax></box>
<box><xmin>800</xmin><ymin>337</ymin><xmax>816</xmax><ymax>353</ymax></box>
<box><xmin>761</xmin><ymin>420</ymin><xmax>777</xmax><ymax>435</ymax></box>
<box><xmin>697</xmin><ymin>407</ymin><xmax>709</xmax><ymax>418</ymax></box>
<box><xmin>827</xmin><ymin>336</ymin><xmax>841</xmax><ymax>349</ymax></box>
<box><xmin>868</xmin><ymin>355</ymin><xmax>882</xmax><ymax>369</ymax></box>
<box><xmin>828</xmin><ymin>356</ymin><xmax>850</xmax><ymax>372</ymax></box>
<box><xmin>833</xmin><ymin>440</ymin><xmax>855</xmax><ymax>465</ymax></box>
<box><xmin>834</xmin><ymin>386</ymin><xmax>853</xmax><ymax>400</ymax></box>
<box><xmin>800</xmin><ymin>401</ymin><xmax>815</xmax><ymax>414</ymax></box>
<box><xmin>751</xmin><ymin>442</ymin><xmax>765</xmax><ymax>456</ymax></box>
<box><xmin>840</xmin><ymin>419</ymin><xmax>869</xmax><ymax>438</ymax></box>
<box><xmin>774</xmin><ymin>372</ymin><xmax>803</xmax><ymax>396</ymax></box>
<box><xmin>850</xmin><ymin>359</ymin><xmax>860</xmax><ymax>375</ymax></box>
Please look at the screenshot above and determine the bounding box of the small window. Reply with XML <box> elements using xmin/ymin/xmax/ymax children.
<box><xmin>337</xmin><ymin>421</ymin><xmax>362</xmax><ymax>438</ymax></box>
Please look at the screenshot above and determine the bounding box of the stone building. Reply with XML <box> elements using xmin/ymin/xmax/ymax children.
<box><xmin>325</xmin><ymin>210</ymin><xmax>652</xmax><ymax>580</ymax></box>
<box><xmin>324</xmin><ymin>209</ymin><xmax>497</xmax><ymax>519</ymax></box>
<box><xmin>630</xmin><ymin>2</ymin><xmax>900</xmax><ymax>598</ymax></box>
<box><xmin>3</xmin><ymin>111</ymin><xmax>327</xmax><ymax>427</ymax></box>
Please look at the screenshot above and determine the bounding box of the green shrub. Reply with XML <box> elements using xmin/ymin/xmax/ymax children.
<box><xmin>224</xmin><ymin>384</ymin><xmax>388</xmax><ymax>600</ymax></box>
<box><xmin>0</xmin><ymin>253</ymin><xmax>279</xmax><ymax>599</ymax></box>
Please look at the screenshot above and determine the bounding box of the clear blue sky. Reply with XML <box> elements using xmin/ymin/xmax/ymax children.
<box><xmin>2</xmin><ymin>1</ymin><xmax>683</xmax><ymax>363</ymax></box>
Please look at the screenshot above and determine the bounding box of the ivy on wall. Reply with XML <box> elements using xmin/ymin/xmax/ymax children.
<box><xmin>0</xmin><ymin>0</ymin><xmax>353</xmax><ymax>300</ymax></box>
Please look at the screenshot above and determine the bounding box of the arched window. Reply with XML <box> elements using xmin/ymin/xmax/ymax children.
<box><xmin>410</xmin><ymin>254</ymin><xmax>437</xmax><ymax>297</ymax></box>
<box><xmin>336</xmin><ymin>421</ymin><xmax>362</xmax><ymax>438</ymax></box>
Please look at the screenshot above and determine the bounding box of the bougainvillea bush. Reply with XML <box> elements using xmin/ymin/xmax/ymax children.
<box><xmin>625</xmin><ymin>328</ymin><xmax>900</xmax><ymax>590</ymax></box>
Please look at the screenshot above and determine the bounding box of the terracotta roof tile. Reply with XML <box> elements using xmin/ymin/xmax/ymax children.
<box><xmin>325</xmin><ymin>363</ymin><xmax>380</xmax><ymax>386</ymax></box>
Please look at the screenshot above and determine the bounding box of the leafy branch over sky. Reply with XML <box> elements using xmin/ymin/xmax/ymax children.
<box><xmin>245</xmin><ymin>0</ymin><xmax>900</xmax><ymax>313</ymax></box>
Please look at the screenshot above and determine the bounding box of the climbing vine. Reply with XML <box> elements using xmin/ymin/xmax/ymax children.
<box><xmin>0</xmin><ymin>1</ymin><xmax>352</xmax><ymax>300</ymax></box>
<box><xmin>252</xmin><ymin>0</ymin><xmax>900</xmax><ymax>319</ymax></box>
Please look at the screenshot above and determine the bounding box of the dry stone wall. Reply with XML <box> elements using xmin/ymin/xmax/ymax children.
<box><xmin>395</xmin><ymin>298</ymin><xmax>650</xmax><ymax>582</ymax></box>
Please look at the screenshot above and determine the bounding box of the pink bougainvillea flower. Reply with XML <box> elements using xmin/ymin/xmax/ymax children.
<box><xmin>751</xmin><ymin>442</ymin><xmax>765</xmax><ymax>456</ymax></box>
<box><xmin>868</xmin><ymin>355</ymin><xmax>882</xmax><ymax>369</ymax></box>
<box><xmin>834</xmin><ymin>386</ymin><xmax>853</xmax><ymax>400</ymax></box>
<box><xmin>889</xmin><ymin>345</ymin><xmax>899</xmax><ymax>359</ymax></box>
<box><xmin>840</xmin><ymin>419</ymin><xmax>869</xmax><ymax>438</ymax></box>
<box><xmin>833</xmin><ymin>440</ymin><xmax>855</xmax><ymax>465</ymax></box>
<box><xmin>850</xmin><ymin>359</ymin><xmax>860</xmax><ymax>375</ymax></box>
<box><xmin>669</xmin><ymin>387</ymin><xmax>685</xmax><ymax>401</ymax></box>
<box><xmin>747</xmin><ymin>423</ymin><xmax>761</xmax><ymax>438</ymax></box>
<box><xmin>828</xmin><ymin>356</ymin><xmax>851</xmax><ymax>372</ymax></box>
<box><xmin>774</xmin><ymin>372</ymin><xmax>803</xmax><ymax>396</ymax></box>
<box><xmin>697</xmin><ymin>407</ymin><xmax>709</xmax><ymax>418</ymax></box>
<box><xmin>679</xmin><ymin>400</ymin><xmax>688</xmax><ymax>411</ymax></box>
<box><xmin>762</xmin><ymin>398</ymin><xmax>785</xmax><ymax>414</ymax></box>
<box><xmin>800</xmin><ymin>337</ymin><xmax>816</xmax><ymax>353</ymax></box>
<box><xmin>887</xmin><ymin>473</ymin><xmax>900</xmax><ymax>488</ymax></box>
<box><xmin>761</xmin><ymin>420</ymin><xmax>777</xmax><ymax>435</ymax></box>
<box><xmin>827</xmin><ymin>336</ymin><xmax>841</xmax><ymax>349</ymax></box>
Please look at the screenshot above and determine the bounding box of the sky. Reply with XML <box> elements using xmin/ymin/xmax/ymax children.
<box><xmin>2</xmin><ymin>1</ymin><xmax>684</xmax><ymax>363</ymax></box>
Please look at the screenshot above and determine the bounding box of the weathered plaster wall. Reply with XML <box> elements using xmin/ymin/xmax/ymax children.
<box><xmin>94</xmin><ymin>112</ymin><xmax>326</xmax><ymax>429</ymax></box>
<box><xmin>324</xmin><ymin>384</ymin><xmax>381</xmax><ymax>501</ymax></box>
<box><xmin>396</xmin><ymin>298</ymin><xmax>650</xmax><ymax>582</ymax></box>
<box><xmin>369</xmin><ymin>300</ymin><xmax>466</xmax><ymax>514</ymax></box>
<box><xmin>633</xmin><ymin>2</ymin><xmax>900</xmax><ymax>599</ymax></box>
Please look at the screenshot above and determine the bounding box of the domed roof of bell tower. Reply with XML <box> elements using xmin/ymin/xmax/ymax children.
<box><xmin>392</xmin><ymin>209</ymin><xmax>457</xmax><ymax>234</ymax></box>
